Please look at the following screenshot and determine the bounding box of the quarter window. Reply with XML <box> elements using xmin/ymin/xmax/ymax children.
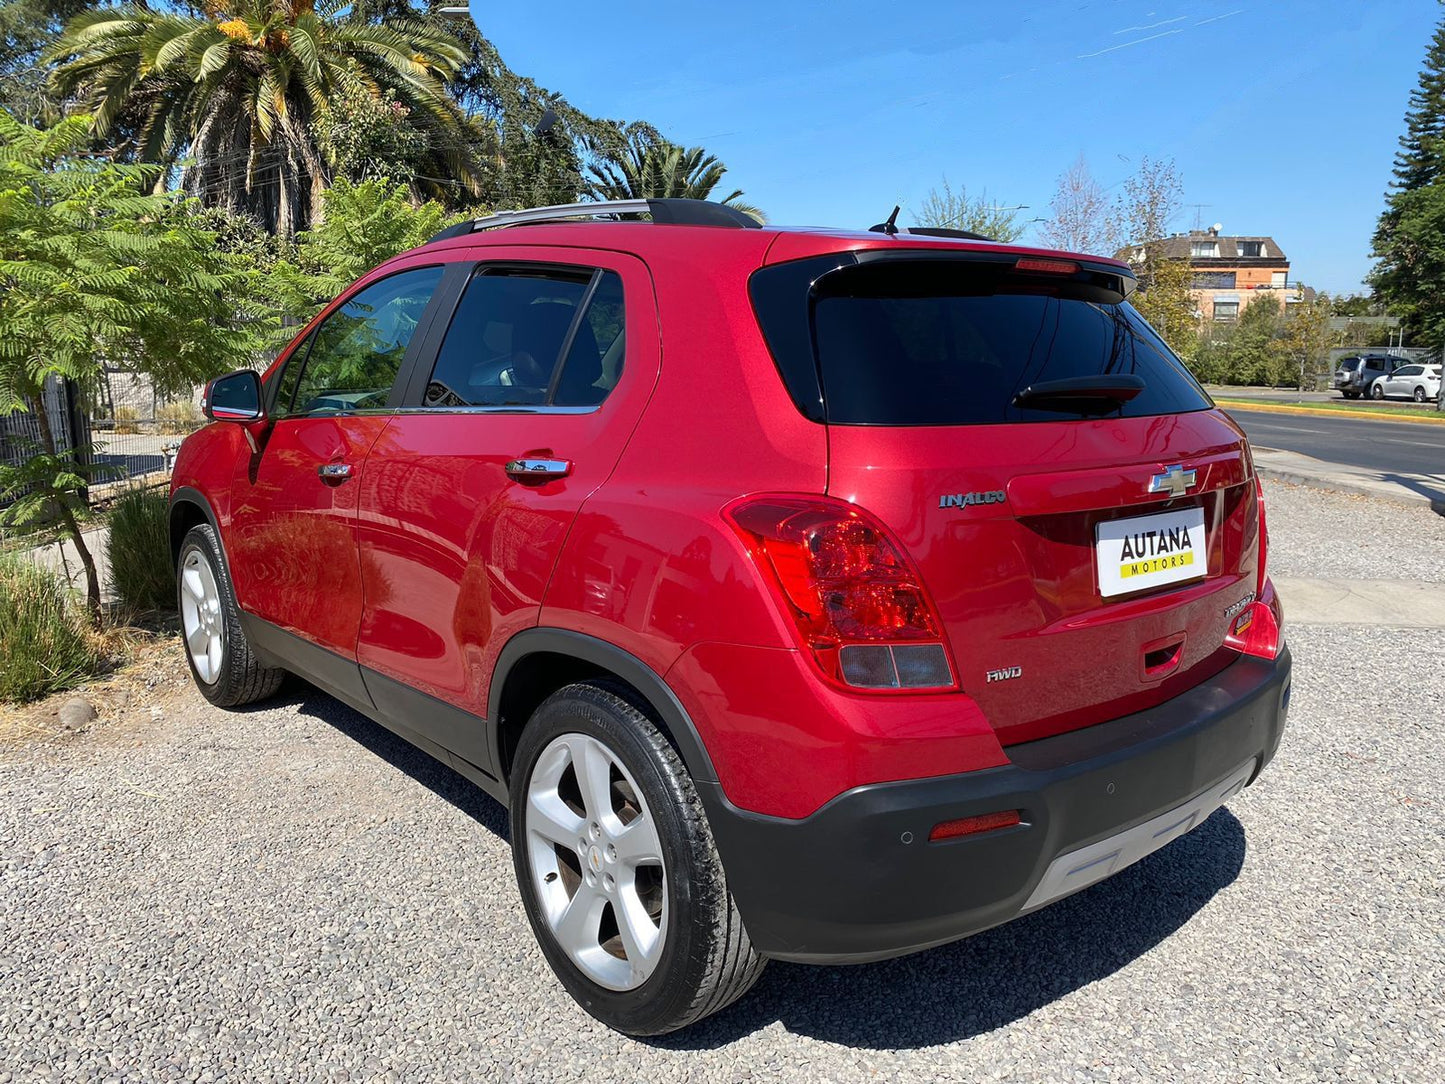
<box><xmin>423</xmin><ymin>268</ymin><xmax>626</xmax><ymax>409</ymax></box>
<box><xmin>283</xmin><ymin>266</ymin><xmax>443</xmax><ymax>416</ymax></box>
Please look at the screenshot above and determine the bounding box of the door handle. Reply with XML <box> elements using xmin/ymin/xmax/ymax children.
<box><xmin>318</xmin><ymin>462</ymin><xmax>354</xmax><ymax>483</ymax></box>
<box><xmin>505</xmin><ymin>457</ymin><xmax>572</xmax><ymax>480</ymax></box>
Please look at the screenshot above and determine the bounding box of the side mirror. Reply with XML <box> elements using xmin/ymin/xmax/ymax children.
<box><xmin>204</xmin><ymin>369</ymin><xmax>264</xmax><ymax>423</ymax></box>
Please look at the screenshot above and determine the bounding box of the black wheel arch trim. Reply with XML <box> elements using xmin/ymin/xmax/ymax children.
<box><xmin>169</xmin><ymin>486</ymin><xmax>222</xmax><ymax>563</ymax></box>
<box><xmin>487</xmin><ymin>629</ymin><xmax>720</xmax><ymax>787</ymax></box>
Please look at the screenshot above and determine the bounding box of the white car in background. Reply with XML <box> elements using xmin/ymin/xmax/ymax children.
<box><xmin>1370</xmin><ymin>363</ymin><xmax>1442</xmax><ymax>403</ymax></box>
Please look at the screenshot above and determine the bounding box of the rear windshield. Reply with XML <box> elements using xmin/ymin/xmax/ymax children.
<box><xmin>802</xmin><ymin>261</ymin><xmax>1211</xmax><ymax>426</ymax></box>
<box><xmin>1339</xmin><ymin>358</ymin><xmax>1362</xmax><ymax>371</ymax></box>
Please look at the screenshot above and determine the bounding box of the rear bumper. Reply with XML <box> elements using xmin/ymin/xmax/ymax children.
<box><xmin>699</xmin><ymin>645</ymin><xmax>1291</xmax><ymax>964</ymax></box>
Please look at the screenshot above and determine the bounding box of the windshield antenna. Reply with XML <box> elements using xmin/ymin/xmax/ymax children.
<box><xmin>870</xmin><ymin>205</ymin><xmax>901</xmax><ymax>236</ymax></box>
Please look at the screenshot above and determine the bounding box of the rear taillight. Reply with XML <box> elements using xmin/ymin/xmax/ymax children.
<box><xmin>725</xmin><ymin>496</ymin><xmax>956</xmax><ymax>692</ymax></box>
<box><xmin>1225</xmin><ymin>601</ymin><xmax>1281</xmax><ymax>660</ymax></box>
<box><xmin>1255</xmin><ymin>475</ymin><xmax>1269</xmax><ymax>594</ymax></box>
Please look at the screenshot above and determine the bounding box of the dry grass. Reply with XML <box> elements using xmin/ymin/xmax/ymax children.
<box><xmin>0</xmin><ymin>617</ymin><xmax>188</xmax><ymax>744</ymax></box>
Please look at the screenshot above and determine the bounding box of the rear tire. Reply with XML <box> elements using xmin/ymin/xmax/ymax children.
<box><xmin>176</xmin><ymin>524</ymin><xmax>284</xmax><ymax>708</ymax></box>
<box><xmin>509</xmin><ymin>682</ymin><xmax>765</xmax><ymax>1035</ymax></box>
<box><xmin>1414</xmin><ymin>386</ymin><xmax>1427</xmax><ymax>402</ymax></box>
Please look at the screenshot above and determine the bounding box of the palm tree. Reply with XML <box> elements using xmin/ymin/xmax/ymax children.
<box><xmin>588</xmin><ymin>135</ymin><xmax>764</xmax><ymax>222</ymax></box>
<box><xmin>51</xmin><ymin>1</ymin><xmax>479</xmax><ymax>236</ymax></box>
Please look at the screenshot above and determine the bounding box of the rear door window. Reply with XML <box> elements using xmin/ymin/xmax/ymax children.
<box><xmin>422</xmin><ymin>268</ymin><xmax>626</xmax><ymax>409</ymax></box>
<box><xmin>802</xmin><ymin>260</ymin><xmax>1212</xmax><ymax>426</ymax></box>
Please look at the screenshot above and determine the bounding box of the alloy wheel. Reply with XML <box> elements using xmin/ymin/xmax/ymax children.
<box><xmin>180</xmin><ymin>548</ymin><xmax>225</xmax><ymax>684</ymax></box>
<box><xmin>525</xmin><ymin>732</ymin><xmax>668</xmax><ymax>991</ymax></box>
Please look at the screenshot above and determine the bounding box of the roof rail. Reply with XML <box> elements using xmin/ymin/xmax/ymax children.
<box><xmin>426</xmin><ymin>198</ymin><xmax>761</xmax><ymax>244</ymax></box>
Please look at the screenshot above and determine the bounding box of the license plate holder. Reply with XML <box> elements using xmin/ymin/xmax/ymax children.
<box><xmin>1096</xmin><ymin>506</ymin><xmax>1207</xmax><ymax>598</ymax></box>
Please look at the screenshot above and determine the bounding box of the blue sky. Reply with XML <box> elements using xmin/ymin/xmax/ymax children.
<box><xmin>469</xmin><ymin>0</ymin><xmax>1436</xmax><ymax>295</ymax></box>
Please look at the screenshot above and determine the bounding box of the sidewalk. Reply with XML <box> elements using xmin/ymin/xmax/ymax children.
<box><xmin>1274</xmin><ymin>577</ymin><xmax>1445</xmax><ymax>628</ymax></box>
<box><xmin>1253</xmin><ymin>446</ymin><xmax>1445</xmax><ymax>514</ymax></box>
<box><xmin>25</xmin><ymin>524</ymin><xmax>114</xmax><ymax>600</ymax></box>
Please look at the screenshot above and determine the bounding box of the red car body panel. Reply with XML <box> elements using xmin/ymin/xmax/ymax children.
<box><xmin>226</xmin><ymin>415</ymin><xmax>391</xmax><ymax>655</ymax></box>
<box><xmin>827</xmin><ymin>409</ymin><xmax>1262</xmax><ymax>748</ymax></box>
<box><xmin>354</xmin><ymin>247</ymin><xmax>661</xmax><ymax>747</ymax></box>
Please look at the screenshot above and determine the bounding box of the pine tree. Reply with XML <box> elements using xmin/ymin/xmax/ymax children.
<box><xmin>1371</xmin><ymin>4</ymin><xmax>1445</xmax><ymax>352</ymax></box>
<box><xmin>1391</xmin><ymin>14</ymin><xmax>1445</xmax><ymax>192</ymax></box>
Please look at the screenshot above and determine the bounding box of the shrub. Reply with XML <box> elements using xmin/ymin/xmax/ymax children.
<box><xmin>155</xmin><ymin>400</ymin><xmax>201</xmax><ymax>434</ymax></box>
<box><xmin>113</xmin><ymin>405</ymin><xmax>140</xmax><ymax>434</ymax></box>
<box><xmin>107</xmin><ymin>487</ymin><xmax>174</xmax><ymax>613</ymax></box>
<box><xmin>0</xmin><ymin>557</ymin><xmax>100</xmax><ymax>702</ymax></box>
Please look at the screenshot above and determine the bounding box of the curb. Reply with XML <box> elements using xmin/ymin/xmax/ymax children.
<box><xmin>1254</xmin><ymin>461</ymin><xmax>1445</xmax><ymax>515</ymax></box>
<box><xmin>1217</xmin><ymin>399</ymin><xmax>1445</xmax><ymax>425</ymax></box>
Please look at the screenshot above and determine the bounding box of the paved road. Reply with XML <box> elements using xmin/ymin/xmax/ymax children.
<box><xmin>1227</xmin><ymin>408</ymin><xmax>1444</xmax><ymax>475</ymax></box>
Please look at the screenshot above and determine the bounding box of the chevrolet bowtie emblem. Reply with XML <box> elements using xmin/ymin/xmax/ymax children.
<box><xmin>1148</xmin><ymin>464</ymin><xmax>1197</xmax><ymax>498</ymax></box>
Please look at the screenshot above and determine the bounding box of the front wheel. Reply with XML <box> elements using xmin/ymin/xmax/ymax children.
<box><xmin>176</xmin><ymin>524</ymin><xmax>284</xmax><ymax>708</ymax></box>
<box><xmin>1343</xmin><ymin>391</ymin><xmax>1360</xmax><ymax>400</ymax></box>
<box><xmin>1415</xmin><ymin>386</ymin><xmax>1428</xmax><ymax>402</ymax></box>
<box><xmin>1371</xmin><ymin>383</ymin><xmax>1386</xmax><ymax>400</ymax></box>
<box><xmin>509</xmin><ymin>683</ymin><xmax>765</xmax><ymax>1035</ymax></box>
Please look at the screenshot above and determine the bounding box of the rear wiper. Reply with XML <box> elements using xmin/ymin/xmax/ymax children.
<box><xmin>1013</xmin><ymin>374</ymin><xmax>1145</xmax><ymax>411</ymax></box>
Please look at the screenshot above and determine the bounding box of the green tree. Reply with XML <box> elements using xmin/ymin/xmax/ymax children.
<box><xmin>266</xmin><ymin>177</ymin><xmax>459</xmax><ymax>326</ymax></box>
<box><xmin>50</xmin><ymin>1</ymin><xmax>478</xmax><ymax>236</ymax></box>
<box><xmin>1278</xmin><ymin>293</ymin><xmax>1333</xmax><ymax>390</ymax></box>
<box><xmin>0</xmin><ymin>112</ymin><xmax>264</xmax><ymax>619</ymax></box>
<box><xmin>1372</xmin><ymin>183</ymin><xmax>1445</xmax><ymax>350</ymax></box>
<box><xmin>1112</xmin><ymin>155</ymin><xmax>1184</xmax><ymax>292</ymax></box>
<box><xmin>0</xmin><ymin>0</ymin><xmax>94</xmax><ymax>126</ymax></box>
<box><xmin>1225</xmin><ymin>295</ymin><xmax>1284</xmax><ymax>386</ymax></box>
<box><xmin>1130</xmin><ymin>253</ymin><xmax>1199</xmax><ymax>362</ymax></box>
<box><xmin>913</xmin><ymin>177</ymin><xmax>1025</xmax><ymax>241</ymax></box>
<box><xmin>1330</xmin><ymin>293</ymin><xmax>1381</xmax><ymax>317</ymax></box>
<box><xmin>1371</xmin><ymin>6</ymin><xmax>1445</xmax><ymax>352</ymax></box>
<box><xmin>349</xmin><ymin>1</ymin><xmax>638</xmax><ymax>209</ymax></box>
<box><xmin>588</xmin><ymin>134</ymin><xmax>763</xmax><ymax>221</ymax></box>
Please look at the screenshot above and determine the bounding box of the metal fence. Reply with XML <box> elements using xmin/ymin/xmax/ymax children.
<box><xmin>1</xmin><ymin>370</ymin><xmax>204</xmax><ymax>512</ymax></box>
<box><xmin>85</xmin><ymin>368</ymin><xmax>205</xmax><ymax>488</ymax></box>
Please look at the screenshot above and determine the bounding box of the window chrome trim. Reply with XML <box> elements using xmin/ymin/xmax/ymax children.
<box><xmin>388</xmin><ymin>404</ymin><xmax>603</xmax><ymax>416</ymax></box>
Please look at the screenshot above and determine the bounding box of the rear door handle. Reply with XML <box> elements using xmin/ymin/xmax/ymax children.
<box><xmin>318</xmin><ymin>462</ymin><xmax>354</xmax><ymax>483</ymax></box>
<box><xmin>505</xmin><ymin>458</ymin><xmax>572</xmax><ymax>480</ymax></box>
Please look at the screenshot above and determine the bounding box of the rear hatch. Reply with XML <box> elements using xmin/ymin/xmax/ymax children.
<box><xmin>753</xmin><ymin>250</ymin><xmax>1263</xmax><ymax>745</ymax></box>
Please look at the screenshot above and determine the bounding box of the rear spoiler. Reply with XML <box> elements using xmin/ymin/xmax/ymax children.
<box><xmin>841</xmin><ymin>249</ymin><xmax>1137</xmax><ymax>304</ymax></box>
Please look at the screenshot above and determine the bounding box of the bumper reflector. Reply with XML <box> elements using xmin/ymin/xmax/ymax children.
<box><xmin>929</xmin><ymin>809</ymin><xmax>1022</xmax><ymax>842</ymax></box>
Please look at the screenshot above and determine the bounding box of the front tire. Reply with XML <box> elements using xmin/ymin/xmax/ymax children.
<box><xmin>176</xmin><ymin>524</ymin><xmax>284</xmax><ymax>708</ymax></box>
<box><xmin>1343</xmin><ymin>391</ymin><xmax>1360</xmax><ymax>400</ymax></box>
<box><xmin>509</xmin><ymin>682</ymin><xmax>765</xmax><ymax>1035</ymax></box>
<box><xmin>1371</xmin><ymin>382</ymin><xmax>1386</xmax><ymax>400</ymax></box>
<box><xmin>1414</xmin><ymin>386</ymin><xmax>1427</xmax><ymax>402</ymax></box>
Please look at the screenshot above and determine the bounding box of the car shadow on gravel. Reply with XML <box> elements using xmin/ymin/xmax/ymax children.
<box><xmin>277</xmin><ymin>678</ymin><xmax>1245</xmax><ymax>1052</ymax></box>
<box><xmin>660</xmin><ymin>809</ymin><xmax>1247</xmax><ymax>1051</ymax></box>
<box><xmin>282</xmin><ymin>680</ymin><xmax>510</xmax><ymax>841</ymax></box>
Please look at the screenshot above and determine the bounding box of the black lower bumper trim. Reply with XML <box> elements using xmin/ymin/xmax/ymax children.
<box><xmin>700</xmin><ymin>646</ymin><xmax>1291</xmax><ymax>964</ymax></box>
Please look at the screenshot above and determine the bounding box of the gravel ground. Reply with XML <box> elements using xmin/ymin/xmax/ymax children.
<box><xmin>1262</xmin><ymin>479</ymin><xmax>1445</xmax><ymax>582</ymax></box>
<box><xmin>2</xmin><ymin>494</ymin><xmax>1443</xmax><ymax>1082</ymax></box>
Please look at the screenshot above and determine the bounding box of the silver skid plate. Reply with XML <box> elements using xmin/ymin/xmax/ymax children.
<box><xmin>1023</xmin><ymin>759</ymin><xmax>1256</xmax><ymax>912</ymax></box>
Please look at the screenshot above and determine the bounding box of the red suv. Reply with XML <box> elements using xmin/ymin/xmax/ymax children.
<box><xmin>171</xmin><ymin>198</ymin><xmax>1290</xmax><ymax>1035</ymax></box>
